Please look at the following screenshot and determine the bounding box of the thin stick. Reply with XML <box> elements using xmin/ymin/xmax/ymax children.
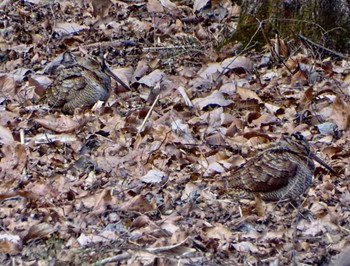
<box><xmin>20</xmin><ymin>128</ymin><xmax>27</xmax><ymax>179</ymax></box>
<box><xmin>142</xmin><ymin>45</ymin><xmax>202</xmax><ymax>51</ymax></box>
<box><xmin>92</xmin><ymin>253</ymin><xmax>132</xmax><ymax>266</ymax></box>
<box><xmin>137</xmin><ymin>94</ymin><xmax>160</xmax><ymax>134</ymax></box>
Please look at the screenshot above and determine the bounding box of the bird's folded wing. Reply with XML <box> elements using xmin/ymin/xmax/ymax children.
<box><xmin>227</xmin><ymin>149</ymin><xmax>298</xmax><ymax>193</ymax></box>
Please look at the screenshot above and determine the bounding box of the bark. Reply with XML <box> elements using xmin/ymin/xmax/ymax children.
<box><xmin>233</xmin><ymin>0</ymin><xmax>350</xmax><ymax>54</ymax></box>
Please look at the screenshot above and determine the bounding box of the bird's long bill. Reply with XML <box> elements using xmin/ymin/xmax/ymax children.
<box><xmin>310</xmin><ymin>152</ymin><xmax>335</xmax><ymax>174</ymax></box>
<box><xmin>103</xmin><ymin>65</ymin><xmax>131</xmax><ymax>91</ymax></box>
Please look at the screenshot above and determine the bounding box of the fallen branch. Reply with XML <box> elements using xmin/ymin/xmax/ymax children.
<box><xmin>298</xmin><ymin>34</ymin><xmax>345</xmax><ymax>59</ymax></box>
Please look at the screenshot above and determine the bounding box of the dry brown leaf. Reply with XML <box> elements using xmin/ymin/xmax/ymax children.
<box><xmin>250</xmin><ymin>113</ymin><xmax>277</xmax><ymax>127</ymax></box>
<box><xmin>146</xmin><ymin>237</ymin><xmax>195</xmax><ymax>256</ymax></box>
<box><xmin>160</xmin><ymin>0</ymin><xmax>178</xmax><ymax>10</ymax></box>
<box><xmin>35</xmin><ymin>115</ymin><xmax>82</xmax><ymax>133</ymax></box>
<box><xmin>110</xmin><ymin>67</ymin><xmax>133</xmax><ymax>90</ymax></box>
<box><xmin>119</xmin><ymin>195</ymin><xmax>155</xmax><ymax>213</ymax></box>
<box><xmin>0</xmin><ymin>143</ymin><xmax>27</xmax><ymax>180</ymax></box>
<box><xmin>28</xmin><ymin>75</ymin><xmax>51</xmax><ymax>97</ymax></box>
<box><xmin>299</xmin><ymin>86</ymin><xmax>313</xmax><ymax>110</ymax></box>
<box><xmin>134</xmin><ymin>60</ymin><xmax>151</xmax><ymax>79</ymax></box>
<box><xmin>0</xmin><ymin>234</ymin><xmax>21</xmax><ymax>255</ymax></box>
<box><xmin>236</xmin><ymin>87</ymin><xmax>262</xmax><ymax>102</ymax></box>
<box><xmin>91</xmin><ymin>0</ymin><xmax>112</xmax><ymax>18</ymax></box>
<box><xmin>193</xmin><ymin>91</ymin><xmax>233</xmax><ymax>109</ymax></box>
<box><xmin>193</xmin><ymin>0</ymin><xmax>209</xmax><ymax>12</ymax></box>
<box><xmin>0</xmin><ymin>126</ymin><xmax>14</xmax><ymax>144</ymax></box>
<box><xmin>0</xmin><ymin>1</ymin><xmax>349</xmax><ymax>264</ymax></box>
<box><xmin>131</xmin><ymin>215</ymin><xmax>150</xmax><ymax>229</ymax></box>
<box><xmin>181</xmin><ymin>182</ymin><xmax>199</xmax><ymax>201</ymax></box>
<box><xmin>22</xmin><ymin>223</ymin><xmax>54</xmax><ymax>243</ymax></box>
<box><xmin>54</xmin><ymin>22</ymin><xmax>89</xmax><ymax>34</ymax></box>
<box><xmin>221</xmin><ymin>56</ymin><xmax>254</xmax><ymax>73</ymax></box>
<box><xmin>254</xmin><ymin>194</ymin><xmax>265</xmax><ymax>217</ymax></box>
<box><xmin>139</xmin><ymin>169</ymin><xmax>166</xmax><ymax>184</ymax></box>
<box><xmin>206</xmin><ymin>134</ymin><xmax>226</xmax><ymax>146</ymax></box>
<box><xmin>232</xmin><ymin>241</ymin><xmax>259</xmax><ymax>253</ymax></box>
<box><xmin>0</xmin><ymin>74</ymin><xmax>17</xmax><ymax>99</ymax></box>
<box><xmin>147</xmin><ymin>0</ymin><xmax>164</xmax><ymax>13</ymax></box>
<box><xmin>329</xmin><ymin>95</ymin><xmax>350</xmax><ymax>130</ymax></box>
<box><xmin>138</xmin><ymin>69</ymin><xmax>165</xmax><ymax>87</ymax></box>
<box><xmin>204</xmin><ymin>224</ymin><xmax>233</xmax><ymax>240</ymax></box>
<box><xmin>330</xmin><ymin>247</ymin><xmax>350</xmax><ymax>266</ymax></box>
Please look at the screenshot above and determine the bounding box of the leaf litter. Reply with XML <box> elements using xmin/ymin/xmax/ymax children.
<box><xmin>0</xmin><ymin>0</ymin><xmax>349</xmax><ymax>265</ymax></box>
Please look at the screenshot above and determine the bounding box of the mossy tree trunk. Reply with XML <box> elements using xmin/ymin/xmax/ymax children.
<box><xmin>234</xmin><ymin>0</ymin><xmax>350</xmax><ymax>54</ymax></box>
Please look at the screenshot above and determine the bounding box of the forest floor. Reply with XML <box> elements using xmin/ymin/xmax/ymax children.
<box><xmin>0</xmin><ymin>0</ymin><xmax>350</xmax><ymax>265</ymax></box>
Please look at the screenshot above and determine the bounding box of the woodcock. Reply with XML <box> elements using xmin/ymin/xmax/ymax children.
<box><xmin>225</xmin><ymin>133</ymin><xmax>334</xmax><ymax>201</ymax></box>
<box><xmin>41</xmin><ymin>51</ymin><xmax>129</xmax><ymax>114</ymax></box>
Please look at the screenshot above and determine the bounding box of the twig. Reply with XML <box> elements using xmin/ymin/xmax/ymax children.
<box><xmin>142</xmin><ymin>45</ymin><xmax>203</xmax><ymax>52</ymax></box>
<box><xmin>137</xmin><ymin>93</ymin><xmax>160</xmax><ymax>134</ymax></box>
<box><xmin>81</xmin><ymin>40</ymin><xmax>137</xmax><ymax>50</ymax></box>
<box><xmin>91</xmin><ymin>253</ymin><xmax>132</xmax><ymax>266</ymax></box>
<box><xmin>177</xmin><ymin>86</ymin><xmax>193</xmax><ymax>107</ymax></box>
<box><xmin>298</xmin><ymin>34</ymin><xmax>346</xmax><ymax>59</ymax></box>
<box><xmin>20</xmin><ymin>128</ymin><xmax>28</xmax><ymax>180</ymax></box>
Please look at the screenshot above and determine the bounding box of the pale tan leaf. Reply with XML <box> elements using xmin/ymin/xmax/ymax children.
<box><xmin>30</xmin><ymin>133</ymin><xmax>77</xmax><ymax>144</ymax></box>
<box><xmin>147</xmin><ymin>0</ymin><xmax>164</xmax><ymax>12</ymax></box>
<box><xmin>221</xmin><ymin>56</ymin><xmax>254</xmax><ymax>73</ymax></box>
<box><xmin>139</xmin><ymin>169</ymin><xmax>166</xmax><ymax>184</ymax></box>
<box><xmin>232</xmin><ymin>241</ymin><xmax>259</xmax><ymax>253</ymax></box>
<box><xmin>236</xmin><ymin>87</ymin><xmax>262</xmax><ymax>102</ymax></box>
<box><xmin>35</xmin><ymin>115</ymin><xmax>81</xmax><ymax>133</ymax></box>
<box><xmin>23</xmin><ymin>223</ymin><xmax>54</xmax><ymax>243</ymax></box>
<box><xmin>54</xmin><ymin>22</ymin><xmax>89</xmax><ymax>34</ymax></box>
<box><xmin>181</xmin><ymin>182</ymin><xmax>199</xmax><ymax>201</ymax></box>
<box><xmin>0</xmin><ymin>234</ymin><xmax>21</xmax><ymax>255</ymax></box>
<box><xmin>329</xmin><ymin>95</ymin><xmax>350</xmax><ymax>130</ymax></box>
<box><xmin>193</xmin><ymin>0</ymin><xmax>210</xmax><ymax>12</ymax></box>
<box><xmin>118</xmin><ymin>195</ymin><xmax>155</xmax><ymax>213</ymax></box>
<box><xmin>160</xmin><ymin>0</ymin><xmax>178</xmax><ymax>10</ymax></box>
<box><xmin>91</xmin><ymin>0</ymin><xmax>112</xmax><ymax>18</ymax></box>
<box><xmin>0</xmin><ymin>74</ymin><xmax>17</xmax><ymax>99</ymax></box>
<box><xmin>193</xmin><ymin>91</ymin><xmax>233</xmax><ymax>109</ymax></box>
<box><xmin>0</xmin><ymin>126</ymin><xmax>14</xmax><ymax>145</ymax></box>
<box><xmin>138</xmin><ymin>69</ymin><xmax>165</xmax><ymax>87</ymax></box>
<box><xmin>204</xmin><ymin>224</ymin><xmax>233</xmax><ymax>240</ymax></box>
<box><xmin>146</xmin><ymin>238</ymin><xmax>195</xmax><ymax>256</ymax></box>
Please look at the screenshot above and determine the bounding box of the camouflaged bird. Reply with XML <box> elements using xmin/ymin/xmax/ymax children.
<box><xmin>225</xmin><ymin>133</ymin><xmax>334</xmax><ymax>201</ymax></box>
<box><xmin>41</xmin><ymin>51</ymin><xmax>130</xmax><ymax>115</ymax></box>
<box><xmin>40</xmin><ymin>52</ymin><xmax>111</xmax><ymax>114</ymax></box>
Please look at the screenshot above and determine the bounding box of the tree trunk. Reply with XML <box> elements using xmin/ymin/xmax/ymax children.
<box><xmin>234</xmin><ymin>0</ymin><xmax>350</xmax><ymax>54</ymax></box>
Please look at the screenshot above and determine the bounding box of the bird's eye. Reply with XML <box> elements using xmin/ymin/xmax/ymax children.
<box><xmin>292</xmin><ymin>133</ymin><xmax>304</xmax><ymax>141</ymax></box>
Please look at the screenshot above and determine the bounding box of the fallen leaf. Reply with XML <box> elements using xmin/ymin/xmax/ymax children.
<box><xmin>193</xmin><ymin>91</ymin><xmax>233</xmax><ymax>109</ymax></box>
<box><xmin>147</xmin><ymin>0</ymin><xmax>164</xmax><ymax>13</ymax></box>
<box><xmin>119</xmin><ymin>195</ymin><xmax>155</xmax><ymax>213</ymax></box>
<box><xmin>54</xmin><ymin>22</ymin><xmax>89</xmax><ymax>34</ymax></box>
<box><xmin>0</xmin><ymin>126</ymin><xmax>14</xmax><ymax>144</ymax></box>
<box><xmin>22</xmin><ymin>223</ymin><xmax>55</xmax><ymax>243</ymax></box>
<box><xmin>35</xmin><ymin>115</ymin><xmax>82</xmax><ymax>133</ymax></box>
<box><xmin>0</xmin><ymin>74</ymin><xmax>17</xmax><ymax>99</ymax></box>
<box><xmin>139</xmin><ymin>169</ymin><xmax>166</xmax><ymax>184</ymax></box>
<box><xmin>138</xmin><ymin>69</ymin><xmax>165</xmax><ymax>87</ymax></box>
